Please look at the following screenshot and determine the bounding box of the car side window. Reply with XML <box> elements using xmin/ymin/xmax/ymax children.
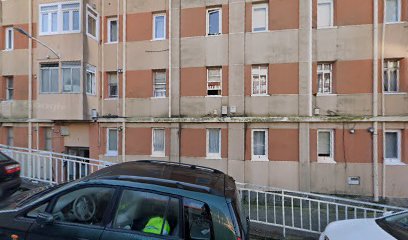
<box><xmin>183</xmin><ymin>198</ymin><xmax>214</xmax><ymax>240</ymax></box>
<box><xmin>50</xmin><ymin>187</ymin><xmax>115</xmax><ymax>226</ymax></box>
<box><xmin>112</xmin><ymin>190</ymin><xmax>180</xmax><ymax>237</ymax></box>
<box><xmin>26</xmin><ymin>202</ymin><xmax>49</xmax><ymax>218</ymax></box>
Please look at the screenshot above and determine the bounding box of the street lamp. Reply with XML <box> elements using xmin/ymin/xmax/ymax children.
<box><xmin>13</xmin><ymin>27</ymin><xmax>60</xmax><ymax>59</ymax></box>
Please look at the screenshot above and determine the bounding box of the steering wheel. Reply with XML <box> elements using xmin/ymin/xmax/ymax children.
<box><xmin>73</xmin><ymin>194</ymin><xmax>96</xmax><ymax>222</ymax></box>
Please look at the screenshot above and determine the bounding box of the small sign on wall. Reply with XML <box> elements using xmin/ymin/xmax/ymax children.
<box><xmin>347</xmin><ymin>176</ymin><xmax>361</xmax><ymax>185</ymax></box>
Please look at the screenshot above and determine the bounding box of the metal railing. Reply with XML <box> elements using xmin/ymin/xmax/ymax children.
<box><xmin>0</xmin><ymin>145</ymin><xmax>113</xmax><ymax>184</ymax></box>
<box><xmin>237</xmin><ymin>183</ymin><xmax>407</xmax><ymax>237</ymax></box>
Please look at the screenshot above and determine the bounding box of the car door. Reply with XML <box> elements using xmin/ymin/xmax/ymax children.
<box><xmin>100</xmin><ymin>188</ymin><xmax>181</xmax><ymax>240</ymax></box>
<box><xmin>27</xmin><ymin>185</ymin><xmax>116</xmax><ymax>240</ymax></box>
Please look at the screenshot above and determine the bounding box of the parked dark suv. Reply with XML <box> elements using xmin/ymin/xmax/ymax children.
<box><xmin>0</xmin><ymin>151</ymin><xmax>21</xmax><ymax>198</ymax></box>
<box><xmin>0</xmin><ymin>160</ymin><xmax>248</xmax><ymax>240</ymax></box>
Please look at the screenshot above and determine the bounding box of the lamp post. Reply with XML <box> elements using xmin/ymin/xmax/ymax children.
<box><xmin>13</xmin><ymin>27</ymin><xmax>61</xmax><ymax>59</ymax></box>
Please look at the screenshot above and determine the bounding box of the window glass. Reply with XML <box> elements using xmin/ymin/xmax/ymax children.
<box><xmin>40</xmin><ymin>64</ymin><xmax>59</xmax><ymax>93</ymax></box>
<box><xmin>7</xmin><ymin>128</ymin><xmax>13</xmax><ymax>146</ymax></box>
<box><xmin>63</xmin><ymin>11</ymin><xmax>70</xmax><ymax>31</ymax></box>
<box><xmin>6</xmin><ymin>77</ymin><xmax>14</xmax><ymax>100</ymax></box>
<box><xmin>108</xmin><ymin>129</ymin><xmax>118</xmax><ymax>152</ymax></box>
<box><xmin>5</xmin><ymin>28</ymin><xmax>13</xmax><ymax>50</ymax></box>
<box><xmin>153</xmin><ymin>71</ymin><xmax>166</xmax><ymax>97</ymax></box>
<box><xmin>384</xmin><ymin>60</ymin><xmax>399</xmax><ymax>92</ymax></box>
<box><xmin>385</xmin><ymin>132</ymin><xmax>398</xmax><ymax>159</ymax></box>
<box><xmin>45</xmin><ymin>128</ymin><xmax>53</xmax><ymax>151</ymax></box>
<box><xmin>208</xmin><ymin>10</ymin><xmax>220</xmax><ymax>35</ymax></box>
<box><xmin>184</xmin><ymin>198</ymin><xmax>213</xmax><ymax>240</ymax></box>
<box><xmin>207</xmin><ymin>68</ymin><xmax>222</xmax><ymax>96</ymax></box>
<box><xmin>113</xmin><ymin>190</ymin><xmax>180</xmax><ymax>237</ymax></box>
<box><xmin>73</xmin><ymin>11</ymin><xmax>80</xmax><ymax>30</ymax></box>
<box><xmin>153</xmin><ymin>129</ymin><xmax>165</xmax><ymax>155</ymax></box>
<box><xmin>154</xmin><ymin>15</ymin><xmax>165</xmax><ymax>40</ymax></box>
<box><xmin>252</xmin><ymin>66</ymin><xmax>268</xmax><ymax>95</ymax></box>
<box><xmin>386</xmin><ymin>0</ymin><xmax>399</xmax><ymax>23</ymax></box>
<box><xmin>208</xmin><ymin>129</ymin><xmax>221</xmax><ymax>156</ymax></box>
<box><xmin>86</xmin><ymin>65</ymin><xmax>96</xmax><ymax>95</ymax></box>
<box><xmin>51</xmin><ymin>12</ymin><xmax>58</xmax><ymax>32</ymax></box>
<box><xmin>62</xmin><ymin>63</ymin><xmax>81</xmax><ymax>93</ymax></box>
<box><xmin>41</xmin><ymin>13</ymin><xmax>49</xmax><ymax>33</ymax></box>
<box><xmin>317</xmin><ymin>63</ymin><xmax>333</xmax><ymax>94</ymax></box>
<box><xmin>252</xmin><ymin>5</ymin><xmax>267</xmax><ymax>32</ymax></box>
<box><xmin>317</xmin><ymin>1</ymin><xmax>333</xmax><ymax>28</ymax></box>
<box><xmin>87</xmin><ymin>7</ymin><xmax>98</xmax><ymax>38</ymax></box>
<box><xmin>108</xmin><ymin>73</ymin><xmax>118</xmax><ymax>97</ymax></box>
<box><xmin>253</xmin><ymin>131</ymin><xmax>266</xmax><ymax>156</ymax></box>
<box><xmin>51</xmin><ymin>187</ymin><xmax>115</xmax><ymax>225</ymax></box>
<box><xmin>109</xmin><ymin>19</ymin><xmax>118</xmax><ymax>42</ymax></box>
<box><xmin>27</xmin><ymin>202</ymin><xmax>48</xmax><ymax>218</ymax></box>
<box><xmin>318</xmin><ymin>131</ymin><xmax>331</xmax><ymax>157</ymax></box>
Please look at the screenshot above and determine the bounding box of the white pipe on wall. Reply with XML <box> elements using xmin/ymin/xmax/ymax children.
<box><xmin>122</xmin><ymin>0</ymin><xmax>127</xmax><ymax>162</ymax></box>
<box><xmin>381</xmin><ymin>0</ymin><xmax>387</xmax><ymax>199</ymax></box>
<box><xmin>28</xmin><ymin>0</ymin><xmax>33</xmax><ymax>152</ymax></box>
<box><xmin>168</xmin><ymin>0</ymin><xmax>172</xmax><ymax>118</ymax></box>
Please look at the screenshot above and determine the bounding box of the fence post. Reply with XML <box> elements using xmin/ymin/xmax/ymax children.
<box><xmin>282</xmin><ymin>190</ymin><xmax>286</xmax><ymax>238</ymax></box>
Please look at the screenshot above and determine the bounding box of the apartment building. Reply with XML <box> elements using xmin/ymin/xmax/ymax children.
<box><xmin>0</xmin><ymin>0</ymin><xmax>407</xmax><ymax>202</ymax></box>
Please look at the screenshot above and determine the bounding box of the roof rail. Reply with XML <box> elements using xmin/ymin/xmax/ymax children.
<box><xmin>101</xmin><ymin>175</ymin><xmax>213</xmax><ymax>194</ymax></box>
<box><xmin>137</xmin><ymin>160</ymin><xmax>224</xmax><ymax>174</ymax></box>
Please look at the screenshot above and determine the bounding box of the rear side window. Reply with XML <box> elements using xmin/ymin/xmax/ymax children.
<box><xmin>0</xmin><ymin>152</ymin><xmax>9</xmax><ymax>161</ymax></box>
<box><xmin>183</xmin><ymin>198</ymin><xmax>214</xmax><ymax>240</ymax></box>
<box><xmin>112</xmin><ymin>190</ymin><xmax>180</xmax><ymax>237</ymax></box>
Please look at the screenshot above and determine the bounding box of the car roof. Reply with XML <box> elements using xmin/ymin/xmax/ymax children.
<box><xmin>84</xmin><ymin>160</ymin><xmax>237</xmax><ymax>198</ymax></box>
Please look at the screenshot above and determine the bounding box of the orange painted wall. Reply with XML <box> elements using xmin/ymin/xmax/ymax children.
<box><xmin>269</xmin><ymin>63</ymin><xmax>299</xmax><ymax>94</ymax></box>
<box><xmin>399</xmin><ymin>58</ymin><xmax>408</xmax><ymax>92</ymax></box>
<box><xmin>181</xmin><ymin>7</ymin><xmax>206</xmax><ymax>37</ymax></box>
<box><xmin>180</xmin><ymin>67</ymin><xmax>207</xmax><ymax>97</ymax></box>
<box><xmin>269</xmin><ymin>129</ymin><xmax>299</xmax><ymax>161</ymax></box>
<box><xmin>127</xmin><ymin>12</ymin><xmax>152</xmax><ymax>41</ymax></box>
<box><xmin>103</xmin><ymin>15</ymin><xmax>123</xmax><ymax>43</ymax></box>
<box><xmin>14</xmin><ymin>127</ymin><xmax>28</xmax><ymax>148</ymax></box>
<box><xmin>336</xmin><ymin>60</ymin><xmax>373</xmax><ymax>94</ymax></box>
<box><xmin>269</xmin><ymin>0</ymin><xmax>299</xmax><ymax>30</ymax></box>
<box><xmin>126</xmin><ymin>70</ymin><xmax>153</xmax><ymax>98</ymax></box>
<box><xmin>125</xmin><ymin>128</ymin><xmax>151</xmax><ymax>155</ymax></box>
<box><xmin>89</xmin><ymin>123</ymin><xmax>100</xmax><ymax>159</ymax></box>
<box><xmin>180</xmin><ymin>128</ymin><xmax>206</xmax><ymax>157</ymax></box>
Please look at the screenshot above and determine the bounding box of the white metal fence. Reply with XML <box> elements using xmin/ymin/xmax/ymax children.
<box><xmin>238</xmin><ymin>183</ymin><xmax>407</xmax><ymax>237</ymax></box>
<box><xmin>0</xmin><ymin>144</ymin><xmax>113</xmax><ymax>184</ymax></box>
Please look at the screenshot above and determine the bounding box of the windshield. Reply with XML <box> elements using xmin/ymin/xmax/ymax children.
<box><xmin>377</xmin><ymin>212</ymin><xmax>408</xmax><ymax>240</ymax></box>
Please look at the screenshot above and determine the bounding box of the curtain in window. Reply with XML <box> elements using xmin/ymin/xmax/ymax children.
<box><xmin>317</xmin><ymin>2</ymin><xmax>332</xmax><ymax>27</ymax></box>
<box><xmin>153</xmin><ymin>129</ymin><xmax>165</xmax><ymax>153</ymax></box>
<box><xmin>208</xmin><ymin>129</ymin><xmax>220</xmax><ymax>154</ymax></box>
<box><xmin>253</xmin><ymin>131</ymin><xmax>265</xmax><ymax>155</ymax></box>
<box><xmin>318</xmin><ymin>132</ymin><xmax>331</xmax><ymax>157</ymax></box>
<box><xmin>385</xmin><ymin>132</ymin><xmax>398</xmax><ymax>159</ymax></box>
<box><xmin>155</xmin><ymin>15</ymin><xmax>165</xmax><ymax>39</ymax></box>
<box><xmin>108</xmin><ymin>129</ymin><xmax>118</xmax><ymax>151</ymax></box>
<box><xmin>108</xmin><ymin>73</ymin><xmax>118</xmax><ymax>97</ymax></box>
<box><xmin>253</xmin><ymin>7</ymin><xmax>266</xmax><ymax>31</ymax></box>
<box><xmin>208</xmin><ymin>10</ymin><xmax>220</xmax><ymax>35</ymax></box>
<box><xmin>386</xmin><ymin>0</ymin><xmax>399</xmax><ymax>22</ymax></box>
<box><xmin>154</xmin><ymin>72</ymin><xmax>166</xmax><ymax>97</ymax></box>
<box><xmin>62</xmin><ymin>63</ymin><xmax>81</xmax><ymax>93</ymax></box>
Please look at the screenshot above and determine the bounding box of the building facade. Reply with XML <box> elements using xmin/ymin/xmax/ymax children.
<box><xmin>0</xmin><ymin>0</ymin><xmax>407</xmax><ymax>201</ymax></box>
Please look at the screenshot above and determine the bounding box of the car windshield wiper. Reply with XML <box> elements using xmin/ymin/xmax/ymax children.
<box><xmin>16</xmin><ymin>183</ymin><xmax>66</xmax><ymax>207</ymax></box>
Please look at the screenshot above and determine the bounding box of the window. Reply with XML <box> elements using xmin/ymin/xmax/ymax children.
<box><xmin>317</xmin><ymin>0</ymin><xmax>333</xmax><ymax>28</ymax></box>
<box><xmin>86</xmin><ymin>4</ymin><xmax>99</xmax><ymax>40</ymax></box>
<box><xmin>107</xmin><ymin>18</ymin><xmax>118</xmax><ymax>43</ymax></box>
<box><xmin>384</xmin><ymin>60</ymin><xmax>399</xmax><ymax>93</ymax></box>
<box><xmin>108</xmin><ymin>73</ymin><xmax>118</xmax><ymax>98</ymax></box>
<box><xmin>153</xmin><ymin>71</ymin><xmax>166</xmax><ymax>98</ymax></box>
<box><xmin>317</xmin><ymin>63</ymin><xmax>333</xmax><ymax>94</ymax></box>
<box><xmin>45</xmin><ymin>127</ymin><xmax>53</xmax><ymax>151</ymax></box>
<box><xmin>318</xmin><ymin>130</ymin><xmax>334</xmax><ymax>163</ymax></box>
<box><xmin>184</xmin><ymin>198</ymin><xmax>214</xmax><ymax>240</ymax></box>
<box><xmin>86</xmin><ymin>65</ymin><xmax>96</xmax><ymax>95</ymax></box>
<box><xmin>39</xmin><ymin>2</ymin><xmax>80</xmax><ymax>35</ymax></box>
<box><xmin>252</xmin><ymin>66</ymin><xmax>268</xmax><ymax>96</ymax></box>
<box><xmin>385</xmin><ymin>130</ymin><xmax>401</xmax><ymax>165</ymax></box>
<box><xmin>40</xmin><ymin>64</ymin><xmax>59</xmax><ymax>93</ymax></box>
<box><xmin>107</xmin><ymin>128</ymin><xmax>118</xmax><ymax>156</ymax></box>
<box><xmin>207</xmin><ymin>8</ymin><xmax>222</xmax><ymax>35</ymax></box>
<box><xmin>112</xmin><ymin>190</ymin><xmax>180</xmax><ymax>237</ymax></box>
<box><xmin>5</xmin><ymin>27</ymin><xmax>13</xmax><ymax>50</ymax></box>
<box><xmin>51</xmin><ymin>187</ymin><xmax>115</xmax><ymax>225</ymax></box>
<box><xmin>62</xmin><ymin>62</ymin><xmax>81</xmax><ymax>93</ymax></box>
<box><xmin>252</xmin><ymin>129</ymin><xmax>268</xmax><ymax>161</ymax></box>
<box><xmin>6</xmin><ymin>77</ymin><xmax>13</xmax><ymax>101</ymax></box>
<box><xmin>153</xmin><ymin>13</ymin><xmax>166</xmax><ymax>40</ymax></box>
<box><xmin>385</xmin><ymin>0</ymin><xmax>401</xmax><ymax>23</ymax></box>
<box><xmin>6</xmin><ymin>127</ymin><xmax>13</xmax><ymax>146</ymax></box>
<box><xmin>152</xmin><ymin>128</ymin><xmax>165</xmax><ymax>157</ymax></box>
<box><xmin>26</xmin><ymin>203</ymin><xmax>49</xmax><ymax>218</ymax></box>
<box><xmin>252</xmin><ymin>4</ymin><xmax>268</xmax><ymax>32</ymax></box>
<box><xmin>207</xmin><ymin>68</ymin><xmax>222</xmax><ymax>96</ymax></box>
<box><xmin>207</xmin><ymin>129</ymin><xmax>221</xmax><ymax>159</ymax></box>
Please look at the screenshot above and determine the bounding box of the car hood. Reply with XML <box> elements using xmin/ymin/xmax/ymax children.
<box><xmin>324</xmin><ymin>218</ymin><xmax>396</xmax><ymax>240</ymax></box>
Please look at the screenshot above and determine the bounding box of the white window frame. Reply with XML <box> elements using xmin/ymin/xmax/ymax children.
<box><xmin>251</xmin><ymin>129</ymin><xmax>268</xmax><ymax>161</ymax></box>
<box><xmin>7</xmin><ymin>127</ymin><xmax>13</xmax><ymax>146</ymax></box>
<box><xmin>317</xmin><ymin>129</ymin><xmax>335</xmax><ymax>163</ymax></box>
<box><xmin>62</xmin><ymin>62</ymin><xmax>81</xmax><ymax>93</ymax></box>
<box><xmin>5</xmin><ymin>27</ymin><xmax>14</xmax><ymax>51</ymax></box>
<box><xmin>6</xmin><ymin>77</ymin><xmax>13</xmax><ymax>101</ymax></box>
<box><xmin>86</xmin><ymin>4</ymin><xmax>99</xmax><ymax>40</ymax></box>
<box><xmin>106</xmin><ymin>128</ymin><xmax>118</xmax><ymax>156</ymax></box>
<box><xmin>206</xmin><ymin>128</ymin><xmax>222</xmax><ymax>159</ymax></box>
<box><xmin>384</xmin><ymin>60</ymin><xmax>400</xmax><ymax>93</ymax></box>
<box><xmin>317</xmin><ymin>0</ymin><xmax>334</xmax><ymax>29</ymax></box>
<box><xmin>40</xmin><ymin>64</ymin><xmax>60</xmax><ymax>94</ymax></box>
<box><xmin>39</xmin><ymin>1</ymin><xmax>81</xmax><ymax>36</ymax></box>
<box><xmin>107</xmin><ymin>18</ymin><xmax>118</xmax><ymax>43</ymax></box>
<box><xmin>317</xmin><ymin>63</ymin><xmax>333</xmax><ymax>94</ymax></box>
<box><xmin>152</xmin><ymin>128</ymin><xmax>166</xmax><ymax>157</ymax></box>
<box><xmin>86</xmin><ymin>65</ymin><xmax>97</xmax><ymax>95</ymax></box>
<box><xmin>207</xmin><ymin>67</ymin><xmax>222</xmax><ymax>96</ymax></box>
<box><xmin>385</xmin><ymin>0</ymin><xmax>401</xmax><ymax>24</ymax></box>
<box><xmin>153</xmin><ymin>13</ymin><xmax>166</xmax><ymax>41</ymax></box>
<box><xmin>153</xmin><ymin>70</ymin><xmax>166</xmax><ymax>98</ymax></box>
<box><xmin>384</xmin><ymin>130</ymin><xmax>402</xmax><ymax>165</ymax></box>
<box><xmin>251</xmin><ymin>65</ymin><xmax>268</xmax><ymax>96</ymax></box>
<box><xmin>108</xmin><ymin>73</ymin><xmax>118</xmax><ymax>98</ymax></box>
<box><xmin>206</xmin><ymin>8</ymin><xmax>222</xmax><ymax>36</ymax></box>
<box><xmin>252</xmin><ymin>3</ymin><xmax>268</xmax><ymax>32</ymax></box>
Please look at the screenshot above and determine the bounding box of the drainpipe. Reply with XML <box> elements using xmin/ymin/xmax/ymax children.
<box><xmin>28</xmin><ymin>0</ymin><xmax>33</xmax><ymax>151</ymax></box>
<box><xmin>372</xmin><ymin>0</ymin><xmax>380</xmax><ymax>202</ymax></box>
<box><xmin>168</xmin><ymin>0</ymin><xmax>172</xmax><ymax>118</ymax></box>
<box><xmin>101</xmin><ymin>0</ymin><xmax>105</xmax><ymax>116</ymax></box>
<box><xmin>122</xmin><ymin>0</ymin><xmax>127</xmax><ymax>162</ymax></box>
<box><xmin>381</xmin><ymin>0</ymin><xmax>387</xmax><ymax>199</ymax></box>
<box><xmin>116</xmin><ymin>0</ymin><xmax>120</xmax><ymax>163</ymax></box>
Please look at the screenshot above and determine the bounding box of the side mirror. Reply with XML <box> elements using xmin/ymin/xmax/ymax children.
<box><xmin>36</xmin><ymin>212</ymin><xmax>54</xmax><ymax>225</ymax></box>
